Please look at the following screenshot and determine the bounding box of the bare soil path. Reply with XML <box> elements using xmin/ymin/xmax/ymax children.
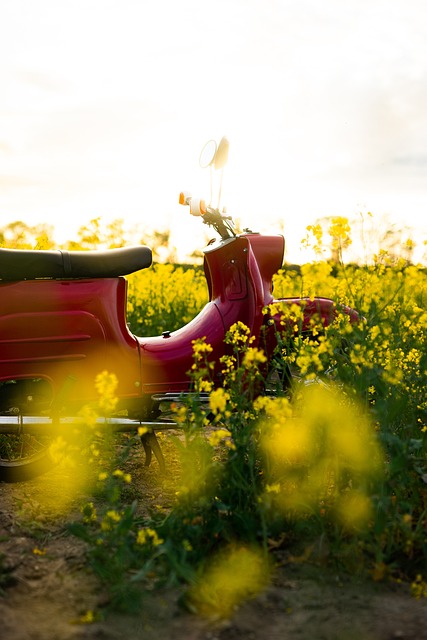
<box><xmin>1</xmin><ymin>452</ymin><xmax>426</xmax><ymax>640</ymax></box>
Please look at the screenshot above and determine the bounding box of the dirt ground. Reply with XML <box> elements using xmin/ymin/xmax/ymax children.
<box><xmin>1</xmin><ymin>444</ymin><xmax>427</xmax><ymax>640</ymax></box>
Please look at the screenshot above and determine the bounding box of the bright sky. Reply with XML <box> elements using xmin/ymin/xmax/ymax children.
<box><xmin>1</xmin><ymin>0</ymin><xmax>427</xmax><ymax>263</ymax></box>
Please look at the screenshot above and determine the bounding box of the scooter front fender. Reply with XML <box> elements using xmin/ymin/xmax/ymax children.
<box><xmin>272</xmin><ymin>296</ymin><xmax>361</xmax><ymax>332</ymax></box>
<box><xmin>259</xmin><ymin>296</ymin><xmax>361</xmax><ymax>371</ymax></box>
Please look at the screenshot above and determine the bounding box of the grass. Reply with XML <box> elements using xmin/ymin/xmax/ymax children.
<box><xmin>70</xmin><ymin>266</ymin><xmax>427</xmax><ymax>613</ymax></box>
<box><xmin>3</xmin><ymin>223</ymin><xmax>427</xmax><ymax>615</ymax></box>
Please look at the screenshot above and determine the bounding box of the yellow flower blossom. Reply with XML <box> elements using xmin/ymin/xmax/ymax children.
<box><xmin>225</xmin><ymin>321</ymin><xmax>253</xmax><ymax>348</ymax></box>
<box><xmin>265</xmin><ymin>483</ymin><xmax>281</xmax><ymax>494</ymax></box>
<box><xmin>76</xmin><ymin>610</ymin><xmax>97</xmax><ymax>624</ymax></box>
<box><xmin>111</xmin><ymin>469</ymin><xmax>131</xmax><ymax>483</ymax></box>
<box><xmin>187</xmin><ymin>544</ymin><xmax>270</xmax><ymax>618</ymax></box>
<box><xmin>209</xmin><ymin>388</ymin><xmax>229</xmax><ymax>414</ymax></box>
<box><xmin>208</xmin><ymin>428</ymin><xmax>235</xmax><ymax>450</ymax></box>
<box><xmin>191</xmin><ymin>339</ymin><xmax>213</xmax><ymax>358</ymax></box>
<box><xmin>136</xmin><ymin>527</ymin><xmax>164</xmax><ymax>546</ymax></box>
<box><xmin>81</xmin><ymin>502</ymin><xmax>97</xmax><ymax>524</ymax></box>
<box><xmin>242</xmin><ymin>347</ymin><xmax>267</xmax><ymax>368</ymax></box>
<box><xmin>411</xmin><ymin>575</ymin><xmax>427</xmax><ymax>600</ymax></box>
<box><xmin>95</xmin><ymin>370</ymin><xmax>118</xmax><ymax>414</ymax></box>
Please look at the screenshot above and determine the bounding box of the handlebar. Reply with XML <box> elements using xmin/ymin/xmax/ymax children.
<box><xmin>179</xmin><ymin>192</ymin><xmax>236</xmax><ymax>240</ymax></box>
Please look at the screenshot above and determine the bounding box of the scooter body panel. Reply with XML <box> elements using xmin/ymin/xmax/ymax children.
<box><xmin>0</xmin><ymin>277</ymin><xmax>141</xmax><ymax>409</ymax></box>
<box><xmin>139</xmin><ymin>302</ymin><xmax>225</xmax><ymax>394</ymax></box>
<box><xmin>203</xmin><ymin>233</ymin><xmax>284</xmax><ymax>334</ymax></box>
<box><xmin>138</xmin><ymin>233</ymin><xmax>285</xmax><ymax>394</ymax></box>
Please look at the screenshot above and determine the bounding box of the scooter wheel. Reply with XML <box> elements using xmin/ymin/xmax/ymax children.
<box><xmin>0</xmin><ymin>434</ymin><xmax>56</xmax><ymax>483</ymax></box>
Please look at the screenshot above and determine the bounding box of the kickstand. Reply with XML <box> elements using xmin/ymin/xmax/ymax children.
<box><xmin>140</xmin><ymin>431</ymin><xmax>166</xmax><ymax>474</ymax></box>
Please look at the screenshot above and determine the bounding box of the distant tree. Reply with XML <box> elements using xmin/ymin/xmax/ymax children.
<box><xmin>148</xmin><ymin>228</ymin><xmax>178</xmax><ymax>263</ymax></box>
<box><xmin>0</xmin><ymin>221</ymin><xmax>55</xmax><ymax>249</ymax></box>
<box><xmin>353</xmin><ymin>212</ymin><xmax>415</xmax><ymax>265</ymax></box>
<box><xmin>0</xmin><ymin>215</ymin><xmax>180</xmax><ymax>263</ymax></box>
<box><xmin>65</xmin><ymin>217</ymin><xmax>130</xmax><ymax>250</ymax></box>
<box><xmin>64</xmin><ymin>216</ymin><xmax>178</xmax><ymax>263</ymax></box>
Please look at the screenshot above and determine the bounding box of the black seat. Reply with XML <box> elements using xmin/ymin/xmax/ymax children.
<box><xmin>0</xmin><ymin>246</ymin><xmax>152</xmax><ymax>281</ymax></box>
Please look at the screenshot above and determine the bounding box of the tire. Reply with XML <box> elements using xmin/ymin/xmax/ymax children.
<box><xmin>0</xmin><ymin>432</ymin><xmax>57</xmax><ymax>482</ymax></box>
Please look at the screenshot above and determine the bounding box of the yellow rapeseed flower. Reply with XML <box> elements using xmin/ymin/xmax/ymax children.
<box><xmin>81</xmin><ymin>502</ymin><xmax>97</xmax><ymax>524</ymax></box>
<box><xmin>95</xmin><ymin>370</ymin><xmax>118</xmax><ymax>414</ymax></box>
<box><xmin>208</xmin><ymin>428</ymin><xmax>235</xmax><ymax>450</ymax></box>
<box><xmin>411</xmin><ymin>575</ymin><xmax>427</xmax><ymax>600</ymax></box>
<box><xmin>136</xmin><ymin>527</ymin><xmax>164</xmax><ymax>546</ymax></box>
<box><xmin>242</xmin><ymin>347</ymin><xmax>267</xmax><ymax>368</ymax></box>
<box><xmin>191</xmin><ymin>339</ymin><xmax>213</xmax><ymax>358</ymax></box>
<box><xmin>187</xmin><ymin>544</ymin><xmax>270</xmax><ymax>618</ymax></box>
<box><xmin>209</xmin><ymin>388</ymin><xmax>229</xmax><ymax>414</ymax></box>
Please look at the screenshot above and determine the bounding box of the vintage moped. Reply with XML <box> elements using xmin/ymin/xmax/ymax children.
<box><xmin>0</xmin><ymin>137</ymin><xmax>358</xmax><ymax>481</ymax></box>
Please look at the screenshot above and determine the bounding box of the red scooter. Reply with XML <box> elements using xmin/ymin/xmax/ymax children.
<box><xmin>0</xmin><ymin>137</ymin><xmax>358</xmax><ymax>482</ymax></box>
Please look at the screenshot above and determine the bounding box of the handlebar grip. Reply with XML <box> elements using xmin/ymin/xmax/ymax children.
<box><xmin>189</xmin><ymin>198</ymin><xmax>207</xmax><ymax>216</ymax></box>
<box><xmin>178</xmin><ymin>191</ymin><xmax>191</xmax><ymax>205</ymax></box>
<box><xmin>178</xmin><ymin>192</ymin><xmax>208</xmax><ymax>216</ymax></box>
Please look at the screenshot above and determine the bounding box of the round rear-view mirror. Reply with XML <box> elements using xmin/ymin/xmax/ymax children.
<box><xmin>199</xmin><ymin>140</ymin><xmax>217</xmax><ymax>168</ymax></box>
<box><xmin>214</xmin><ymin>136</ymin><xmax>229</xmax><ymax>170</ymax></box>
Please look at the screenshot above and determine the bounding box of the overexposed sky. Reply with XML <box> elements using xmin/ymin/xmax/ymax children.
<box><xmin>1</xmin><ymin>0</ymin><xmax>427</xmax><ymax>262</ymax></box>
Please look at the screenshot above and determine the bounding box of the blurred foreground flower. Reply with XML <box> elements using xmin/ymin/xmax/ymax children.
<box><xmin>186</xmin><ymin>544</ymin><xmax>270</xmax><ymax>618</ymax></box>
<box><xmin>260</xmin><ymin>382</ymin><xmax>384</xmax><ymax>527</ymax></box>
